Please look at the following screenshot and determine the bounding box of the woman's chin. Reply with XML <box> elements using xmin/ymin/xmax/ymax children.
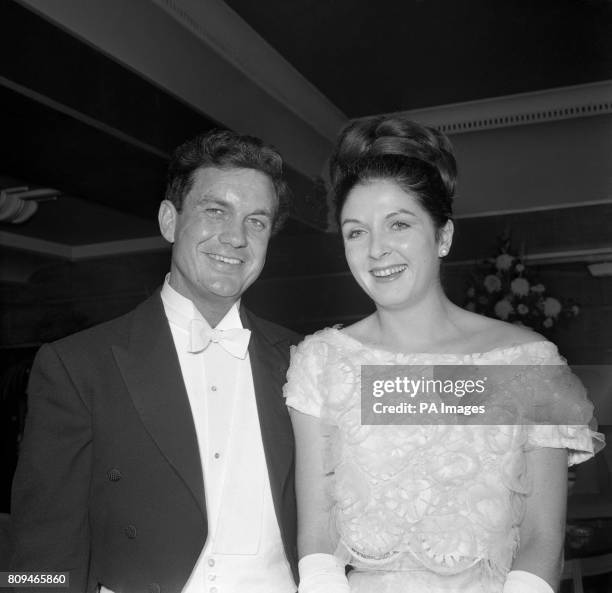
<box><xmin>364</xmin><ymin>283</ymin><xmax>415</xmax><ymax>309</ymax></box>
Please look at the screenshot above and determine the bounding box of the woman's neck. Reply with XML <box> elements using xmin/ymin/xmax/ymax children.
<box><xmin>372</xmin><ymin>288</ymin><xmax>462</xmax><ymax>353</ymax></box>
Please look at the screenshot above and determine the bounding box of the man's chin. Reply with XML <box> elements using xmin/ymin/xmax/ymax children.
<box><xmin>205</xmin><ymin>280</ymin><xmax>250</xmax><ymax>301</ymax></box>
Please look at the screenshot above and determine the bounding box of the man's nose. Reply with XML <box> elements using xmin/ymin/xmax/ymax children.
<box><xmin>219</xmin><ymin>220</ymin><xmax>247</xmax><ymax>248</ymax></box>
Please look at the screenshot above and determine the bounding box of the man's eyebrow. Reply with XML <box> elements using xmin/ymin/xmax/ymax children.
<box><xmin>248</xmin><ymin>208</ymin><xmax>273</xmax><ymax>218</ymax></box>
<box><xmin>194</xmin><ymin>195</ymin><xmax>273</xmax><ymax>218</ymax></box>
<box><xmin>194</xmin><ymin>195</ymin><xmax>229</xmax><ymax>206</ymax></box>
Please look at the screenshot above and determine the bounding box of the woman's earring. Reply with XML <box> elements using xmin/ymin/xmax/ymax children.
<box><xmin>439</xmin><ymin>247</ymin><xmax>448</xmax><ymax>257</ymax></box>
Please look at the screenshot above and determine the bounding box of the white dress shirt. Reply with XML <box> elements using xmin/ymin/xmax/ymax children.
<box><xmin>101</xmin><ymin>279</ymin><xmax>295</xmax><ymax>593</ymax></box>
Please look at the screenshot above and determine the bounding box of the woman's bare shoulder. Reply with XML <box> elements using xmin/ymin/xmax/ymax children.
<box><xmin>339</xmin><ymin>315</ymin><xmax>378</xmax><ymax>342</ymax></box>
<box><xmin>453</xmin><ymin>308</ymin><xmax>546</xmax><ymax>352</ymax></box>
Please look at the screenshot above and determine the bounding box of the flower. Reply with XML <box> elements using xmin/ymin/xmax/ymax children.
<box><xmin>495</xmin><ymin>254</ymin><xmax>514</xmax><ymax>271</ymax></box>
<box><xmin>464</xmin><ymin>236</ymin><xmax>579</xmax><ymax>334</ymax></box>
<box><xmin>484</xmin><ymin>275</ymin><xmax>502</xmax><ymax>293</ymax></box>
<box><xmin>510</xmin><ymin>277</ymin><xmax>530</xmax><ymax>296</ymax></box>
<box><xmin>543</xmin><ymin>297</ymin><xmax>562</xmax><ymax>317</ymax></box>
<box><xmin>494</xmin><ymin>300</ymin><xmax>514</xmax><ymax>320</ymax></box>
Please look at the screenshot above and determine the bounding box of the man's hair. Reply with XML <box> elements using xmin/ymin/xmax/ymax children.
<box><xmin>165</xmin><ymin>129</ymin><xmax>290</xmax><ymax>234</ymax></box>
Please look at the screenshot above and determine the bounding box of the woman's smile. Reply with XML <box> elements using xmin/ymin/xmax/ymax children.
<box><xmin>370</xmin><ymin>264</ymin><xmax>408</xmax><ymax>280</ymax></box>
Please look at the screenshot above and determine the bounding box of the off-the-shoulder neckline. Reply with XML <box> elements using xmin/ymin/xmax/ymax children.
<box><xmin>320</xmin><ymin>326</ymin><xmax>558</xmax><ymax>359</ymax></box>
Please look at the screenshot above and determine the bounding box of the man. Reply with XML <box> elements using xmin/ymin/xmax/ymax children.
<box><xmin>10</xmin><ymin>130</ymin><xmax>300</xmax><ymax>593</ymax></box>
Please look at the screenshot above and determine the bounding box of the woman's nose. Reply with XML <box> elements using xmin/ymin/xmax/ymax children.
<box><xmin>368</xmin><ymin>233</ymin><xmax>391</xmax><ymax>259</ymax></box>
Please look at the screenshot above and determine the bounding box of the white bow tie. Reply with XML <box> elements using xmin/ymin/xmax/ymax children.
<box><xmin>188</xmin><ymin>318</ymin><xmax>251</xmax><ymax>359</ymax></box>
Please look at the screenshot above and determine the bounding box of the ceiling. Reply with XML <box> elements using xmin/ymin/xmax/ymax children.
<box><xmin>1</xmin><ymin>0</ymin><xmax>611</xmax><ymax>266</ymax></box>
<box><xmin>224</xmin><ymin>0</ymin><xmax>612</xmax><ymax>116</ymax></box>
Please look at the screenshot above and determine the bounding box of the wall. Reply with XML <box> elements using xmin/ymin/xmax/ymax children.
<box><xmin>452</xmin><ymin>114</ymin><xmax>612</xmax><ymax>216</ymax></box>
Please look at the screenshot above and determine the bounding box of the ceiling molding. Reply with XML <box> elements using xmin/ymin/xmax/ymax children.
<box><xmin>0</xmin><ymin>76</ymin><xmax>171</xmax><ymax>160</ymax></box>
<box><xmin>15</xmin><ymin>0</ymin><xmax>337</xmax><ymax>177</ymax></box>
<box><xmin>389</xmin><ymin>80</ymin><xmax>612</xmax><ymax>135</ymax></box>
<box><xmin>0</xmin><ymin>231</ymin><xmax>169</xmax><ymax>261</ymax></box>
<box><xmin>453</xmin><ymin>198</ymin><xmax>612</xmax><ymax>220</ymax></box>
<box><xmin>151</xmin><ymin>0</ymin><xmax>347</xmax><ymax>142</ymax></box>
<box><xmin>444</xmin><ymin>247</ymin><xmax>612</xmax><ymax>267</ymax></box>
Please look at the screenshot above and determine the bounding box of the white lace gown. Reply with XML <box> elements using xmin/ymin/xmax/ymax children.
<box><xmin>284</xmin><ymin>328</ymin><xmax>604</xmax><ymax>593</ymax></box>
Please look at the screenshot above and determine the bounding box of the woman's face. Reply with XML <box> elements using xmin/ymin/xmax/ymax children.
<box><xmin>340</xmin><ymin>179</ymin><xmax>450</xmax><ymax>311</ymax></box>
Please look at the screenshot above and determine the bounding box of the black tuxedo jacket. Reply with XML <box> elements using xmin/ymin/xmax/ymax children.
<box><xmin>10</xmin><ymin>292</ymin><xmax>300</xmax><ymax>593</ymax></box>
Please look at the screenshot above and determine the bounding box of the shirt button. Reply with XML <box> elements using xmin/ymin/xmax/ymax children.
<box><xmin>211</xmin><ymin>385</ymin><xmax>217</xmax><ymax>392</ymax></box>
<box><xmin>214</xmin><ymin>452</ymin><xmax>220</xmax><ymax>459</ymax></box>
<box><xmin>124</xmin><ymin>525</ymin><xmax>137</xmax><ymax>539</ymax></box>
<box><xmin>208</xmin><ymin>558</ymin><xmax>215</xmax><ymax>567</ymax></box>
<box><xmin>208</xmin><ymin>574</ymin><xmax>216</xmax><ymax>581</ymax></box>
<box><xmin>210</xmin><ymin>587</ymin><xmax>218</xmax><ymax>593</ymax></box>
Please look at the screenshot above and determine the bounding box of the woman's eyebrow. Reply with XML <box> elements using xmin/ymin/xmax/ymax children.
<box><xmin>385</xmin><ymin>209</ymin><xmax>417</xmax><ymax>219</ymax></box>
<box><xmin>340</xmin><ymin>218</ymin><xmax>363</xmax><ymax>227</ymax></box>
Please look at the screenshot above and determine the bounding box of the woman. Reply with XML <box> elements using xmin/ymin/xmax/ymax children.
<box><xmin>284</xmin><ymin>116</ymin><xmax>604</xmax><ymax>593</ymax></box>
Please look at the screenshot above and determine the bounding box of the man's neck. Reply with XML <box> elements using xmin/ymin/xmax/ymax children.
<box><xmin>166</xmin><ymin>273</ymin><xmax>238</xmax><ymax>328</ymax></box>
<box><xmin>192</xmin><ymin>297</ymin><xmax>237</xmax><ymax>328</ymax></box>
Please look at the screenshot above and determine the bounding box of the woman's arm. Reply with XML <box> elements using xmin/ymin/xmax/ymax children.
<box><xmin>508</xmin><ymin>446</ymin><xmax>568</xmax><ymax>592</ymax></box>
<box><xmin>290</xmin><ymin>408</ymin><xmax>336</xmax><ymax>556</ymax></box>
<box><xmin>289</xmin><ymin>408</ymin><xmax>350</xmax><ymax>592</ymax></box>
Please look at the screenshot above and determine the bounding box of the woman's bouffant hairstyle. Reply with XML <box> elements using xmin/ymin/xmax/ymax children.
<box><xmin>330</xmin><ymin>116</ymin><xmax>457</xmax><ymax>234</ymax></box>
<box><xmin>165</xmin><ymin>129</ymin><xmax>290</xmax><ymax>234</ymax></box>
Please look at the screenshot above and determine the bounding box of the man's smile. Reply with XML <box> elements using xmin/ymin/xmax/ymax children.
<box><xmin>205</xmin><ymin>252</ymin><xmax>243</xmax><ymax>265</ymax></box>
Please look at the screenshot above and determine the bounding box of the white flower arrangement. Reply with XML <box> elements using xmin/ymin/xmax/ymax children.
<box><xmin>510</xmin><ymin>277</ymin><xmax>530</xmax><ymax>297</ymax></box>
<box><xmin>484</xmin><ymin>275</ymin><xmax>502</xmax><ymax>293</ymax></box>
<box><xmin>495</xmin><ymin>253</ymin><xmax>514</xmax><ymax>271</ymax></box>
<box><xmin>464</xmin><ymin>236</ymin><xmax>580</xmax><ymax>335</ymax></box>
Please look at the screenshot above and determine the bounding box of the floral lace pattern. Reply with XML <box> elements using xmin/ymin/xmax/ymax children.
<box><xmin>284</xmin><ymin>328</ymin><xmax>604</xmax><ymax>592</ymax></box>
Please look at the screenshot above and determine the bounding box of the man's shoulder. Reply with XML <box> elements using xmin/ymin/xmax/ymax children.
<box><xmin>51</xmin><ymin>291</ymin><xmax>162</xmax><ymax>354</ymax></box>
<box><xmin>243</xmin><ymin>308</ymin><xmax>302</xmax><ymax>347</ymax></box>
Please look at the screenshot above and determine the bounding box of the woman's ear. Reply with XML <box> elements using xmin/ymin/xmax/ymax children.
<box><xmin>158</xmin><ymin>200</ymin><xmax>177</xmax><ymax>244</ymax></box>
<box><xmin>438</xmin><ymin>220</ymin><xmax>454</xmax><ymax>257</ymax></box>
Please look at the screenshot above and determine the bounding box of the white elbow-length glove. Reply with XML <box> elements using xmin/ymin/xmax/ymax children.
<box><xmin>298</xmin><ymin>553</ymin><xmax>350</xmax><ymax>593</ymax></box>
<box><xmin>503</xmin><ymin>570</ymin><xmax>554</xmax><ymax>593</ymax></box>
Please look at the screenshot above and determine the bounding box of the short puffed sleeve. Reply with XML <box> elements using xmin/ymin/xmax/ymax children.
<box><xmin>510</xmin><ymin>343</ymin><xmax>606</xmax><ymax>466</ymax></box>
<box><xmin>283</xmin><ymin>334</ymin><xmax>330</xmax><ymax>418</ymax></box>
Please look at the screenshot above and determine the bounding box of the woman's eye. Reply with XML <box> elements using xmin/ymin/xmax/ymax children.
<box><xmin>391</xmin><ymin>220</ymin><xmax>411</xmax><ymax>230</ymax></box>
<box><xmin>346</xmin><ymin>229</ymin><xmax>365</xmax><ymax>240</ymax></box>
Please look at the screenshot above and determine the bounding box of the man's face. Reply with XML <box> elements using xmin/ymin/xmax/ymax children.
<box><xmin>159</xmin><ymin>166</ymin><xmax>276</xmax><ymax>314</ymax></box>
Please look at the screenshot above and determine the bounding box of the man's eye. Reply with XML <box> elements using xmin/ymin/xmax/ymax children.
<box><xmin>248</xmin><ymin>218</ymin><xmax>267</xmax><ymax>231</ymax></box>
<box><xmin>205</xmin><ymin>208</ymin><xmax>225</xmax><ymax>218</ymax></box>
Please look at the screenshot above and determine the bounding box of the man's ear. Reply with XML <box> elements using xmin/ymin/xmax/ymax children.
<box><xmin>158</xmin><ymin>200</ymin><xmax>177</xmax><ymax>243</ymax></box>
<box><xmin>438</xmin><ymin>220</ymin><xmax>454</xmax><ymax>257</ymax></box>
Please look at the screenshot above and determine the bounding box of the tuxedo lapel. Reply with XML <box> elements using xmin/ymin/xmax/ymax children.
<box><xmin>112</xmin><ymin>292</ymin><xmax>206</xmax><ymax>519</ymax></box>
<box><xmin>241</xmin><ymin>308</ymin><xmax>294</xmax><ymax>507</ymax></box>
